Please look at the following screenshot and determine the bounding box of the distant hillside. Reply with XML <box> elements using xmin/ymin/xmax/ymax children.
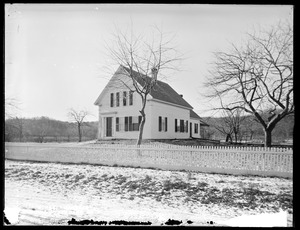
<box><xmin>201</xmin><ymin>114</ymin><xmax>293</xmax><ymax>144</ymax></box>
<box><xmin>5</xmin><ymin>114</ymin><xmax>293</xmax><ymax>145</ymax></box>
<box><xmin>5</xmin><ymin>116</ymin><xmax>98</xmax><ymax>142</ymax></box>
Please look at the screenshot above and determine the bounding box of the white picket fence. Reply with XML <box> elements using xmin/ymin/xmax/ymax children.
<box><xmin>5</xmin><ymin>143</ymin><xmax>293</xmax><ymax>178</ymax></box>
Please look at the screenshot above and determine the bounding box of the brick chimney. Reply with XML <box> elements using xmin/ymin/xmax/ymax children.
<box><xmin>151</xmin><ymin>67</ymin><xmax>158</xmax><ymax>81</ymax></box>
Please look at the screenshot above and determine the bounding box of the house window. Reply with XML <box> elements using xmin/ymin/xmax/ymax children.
<box><xmin>180</xmin><ymin>120</ymin><xmax>184</xmax><ymax>132</ymax></box>
<box><xmin>116</xmin><ymin>92</ymin><xmax>120</xmax><ymax>107</ymax></box>
<box><xmin>165</xmin><ymin>117</ymin><xmax>168</xmax><ymax>132</ymax></box>
<box><xmin>110</xmin><ymin>93</ymin><xmax>114</xmax><ymax>107</ymax></box>
<box><xmin>159</xmin><ymin>117</ymin><xmax>168</xmax><ymax>132</ymax></box>
<box><xmin>129</xmin><ymin>91</ymin><xmax>133</xmax><ymax>105</ymax></box>
<box><xmin>123</xmin><ymin>116</ymin><xmax>142</xmax><ymax>131</ymax></box>
<box><xmin>123</xmin><ymin>91</ymin><xmax>127</xmax><ymax>106</ymax></box>
<box><xmin>132</xmin><ymin>116</ymin><xmax>141</xmax><ymax>131</ymax></box>
<box><xmin>116</xmin><ymin>117</ymin><xmax>120</xmax><ymax>131</ymax></box>
<box><xmin>158</xmin><ymin>116</ymin><xmax>162</xmax><ymax>132</ymax></box>
<box><xmin>194</xmin><ymin>123</ymin><xmax>199</xmax><ymax>134</ymax></box>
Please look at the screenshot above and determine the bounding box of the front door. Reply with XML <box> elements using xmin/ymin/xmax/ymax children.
<box><xmin>106</xmin><ymin>117</ymin><xmax>112</xmax><ymax>137</ymax></box>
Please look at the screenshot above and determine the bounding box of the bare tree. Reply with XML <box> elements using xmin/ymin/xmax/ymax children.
<box><xmin>227</xmin><ymin>109</ymin><xmax>246</xmax><ymax>144</ymax></box>
<box><xmin>13</xmin><ymin>117</ymin><xmax>24</xmax><ymax>142</ymax></box>
<box><xmin>67</xmin><ymin>108</ymin><xmax>90</xmax><ymax>142</ymax></box>
<box><xmin>5</xmin><ymin>97</ymin><xmax>21</xmax><ymax>119</ymax></box>
<box><xmin>105</xmin><ymin>26</ymin><xmax>183</xmax><ymax>145</ymax></box>
<box><xmin>5</xmin><ymin>98</ymin><xmax>25</xmax><ymax>142</ymax></box>
<box><xmin>210</xmin><ymin>109</ymin><xmax>246</xmax><ymax>144</ymax></box>
<box><xmin>242</xmin><ymin>116</ymin><xmax>257</xmax><ymax>142</ymax></box>
<box><xmin>205</xmin><ymin>22</ymin><xmax>293</xmax><ymax>147</ymax></box>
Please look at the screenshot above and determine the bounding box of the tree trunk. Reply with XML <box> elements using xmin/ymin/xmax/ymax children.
<box><xmin>225</xmin><ymin>134</ymin><xmax>232</xmax><ymax>143</ymax></box>
<box><xmin>264</xmin><ymin>128</ymin><xmax>272</xmax><ymax>147</ymax></box>
<box><xmin>19</xmin><ymin>131</ymin><xmax>22</xmax><ymax>142</ymax></box>
<box><xmin>78</xmin><ymin>123</ymin><xmax>82</xmax><ymax>142</ymax></box>
<box><xmin>250</xmin><ymin>130</ymin><xmax>254</xmax><ymax>140</ymax></box>
<box><xmin>234</xmin><ymin>132</ymin><xmax>238</xmax><ymax>143</ymax></box>
<box><xmin>136</xmin><ymin>110</ymin><xmax>146</xmax><ymax>146</ymax></box>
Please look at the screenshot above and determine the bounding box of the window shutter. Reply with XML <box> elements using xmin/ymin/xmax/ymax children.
<box><xmin>165</xmin><ymin>117</ymin><xmax>168</xmax><ymax>132</ymax></box>
<box><xmin>125</xmin><ymin>117</ymin><xmax>128</xmax><ymax>131</ymax></box>
<box><xmin>110</xmin><ymin>93</ymin><xmax>114</xmax><ymax>107</ymax></box>
<box><xmin>159</xmin><ymin>116</ymin><xmax>162</xmax><ymax>132</ymax></box>
<box><xmin>123</xmin><ymin>91</ymin><xmax>127</xmax><ymax>106</ymax></box>
<box><xmin>186</xmin><ymin>121</ymin><xmax>188</xmax><ymax>133</ymax></box>
<box><xmin>129</xmin><ymin>116</ymin><xmax>133</xmax><ymax>131</ymax></box>
<box><xmin>175</xmin><ymin>119</ymin><xmax>177</xmax><ymax>132</ymax></box>
<box><xmin>116</xmin><ymin>92</ymin><xmax>120</xmax><ymax>107</ymax></box>
<box><xmin>116</xmin><ymin>117</ymin><xmax>119</xmax><ymax>131</ymax></box>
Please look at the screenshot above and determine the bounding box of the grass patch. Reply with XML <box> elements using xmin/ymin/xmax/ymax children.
<box><xmin>114</xmin><ymin>175</ymin><xmax>128</xmax><ymax>185</ymax></box>
<box><xmin>162</xmin><ymin>180</ymin><xmax>189</xmax><ymax>191</ymax></box>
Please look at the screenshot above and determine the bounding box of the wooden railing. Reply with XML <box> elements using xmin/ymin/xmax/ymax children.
<box><xmin>5</xmin><ymin>143</ymin><xmax>293</xmax><ymax>178</ymax></box>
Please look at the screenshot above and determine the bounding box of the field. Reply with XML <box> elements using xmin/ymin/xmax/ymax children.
<box><xmin>5</xmin><ymin>158</ymin><xmax>293</xmax><ymax>226</ymax></box>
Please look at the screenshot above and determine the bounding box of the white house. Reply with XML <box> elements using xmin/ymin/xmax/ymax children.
<box><xmin>94</xmin><ymin>65</ymin><xmax>209</xmax><ymax>140</ymax></box>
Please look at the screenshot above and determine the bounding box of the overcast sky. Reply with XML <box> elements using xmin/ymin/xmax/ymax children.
<box><xmin>5</xmin><ymin>4</ymin><xmax>293</xmax><ymax>121</ymax></box>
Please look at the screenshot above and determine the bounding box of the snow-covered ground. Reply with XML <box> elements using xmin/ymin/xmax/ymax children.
<box><xmin>4</xmin><ymin>159</ymin><xmax>293</xmax><ymax>226</ymax></box>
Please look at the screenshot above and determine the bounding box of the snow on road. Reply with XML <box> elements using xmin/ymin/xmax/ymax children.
<box><xmin>4</xmin><ymin>159</ymin><xmax>293</xmax><ymax>226</ymax></box>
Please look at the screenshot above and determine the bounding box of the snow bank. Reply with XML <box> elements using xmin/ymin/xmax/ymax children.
<box><xmin>219</xmin><ymin>210</ymin><xmax>287</xmax><ymax>227</ymax></box>
<box><xmin>5</xmin><ymin>160</ymin><xmax>293</xmax><ymax>226</ymax></box>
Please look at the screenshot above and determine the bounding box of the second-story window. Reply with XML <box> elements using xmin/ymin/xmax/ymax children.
<box><xmin>110</xmin><ymin>93</ymin><xmax>114</xmax><ymax>107</ymax></box>
<box><xmin>123</xmin><ymin>91</ymin><xmax>127</xmax><ymax>106</ymax></box>
<box><xmin>116</xmin><ymin>92</ymin><xmax>120</xmax><ymax>107</ymax></box>
<box><xmin>129</xmin><ymin>91</ymin><xmax>133</xmax><ymax>105</ymax></box>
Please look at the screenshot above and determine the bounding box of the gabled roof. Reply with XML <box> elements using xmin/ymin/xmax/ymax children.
<box><xmin>122</xmin><ymin>65</ymin><xmax>193</xmax><ymax>109</ymax></box>
<box><xmin>190</xmin><ymin>110</ymin><xmax>209</xmax><ymax>126</ymax></box>
<box><xmin>190</xmin><ymin>110</ymin><xmax>202</xmax><ymax>119</ymax></box>
<box><xmin>94</xmin><ymin>65</ymin><xmax>208</xmax><ymax>126</ymax></box>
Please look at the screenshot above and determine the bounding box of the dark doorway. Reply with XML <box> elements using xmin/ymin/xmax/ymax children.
<box><xmin>106</xmin><ymin>117</ymin><xmax>112</xmax><ymax>137</ymax></box>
